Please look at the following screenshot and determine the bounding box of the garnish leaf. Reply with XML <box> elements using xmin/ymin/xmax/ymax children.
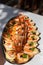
<box><xmin>7</xmin><ymin>33</ymin><xmax>10</xmax><ymax>37</ymax></box>
<box><xmin>32</xmin><ymin>31</ymin><xmax>36</xmax><ymax>34</ymax></box>
<box><xmin>29</xmin><ymin>48</ymin><xmax>35</xmax><ymax>51</ymax></box>
<box><xmin>25</xmin><ymin>17</ymin><xmax>29</xmax><ymax>20</ymax></box>
<box><xmin>31</xmin><ymin>36</ymin><xmax>35</xmax><ymax>40</ymax></box>
<box><xmin>22</xmin><ymin>54</ymin><xmax>27</xmax><ymax>58</ymax></box>
<box><xmin>29</xmin><ymin>42</ymin><xmax>34</xmax><ymax>46</ymax></box>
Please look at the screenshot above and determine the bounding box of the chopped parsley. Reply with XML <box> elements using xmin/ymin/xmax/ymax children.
<box><xmin>7</xmin><ymin>33</ymin><xmax>10</xmax><ymax>37</ymax></box>
<box><xmin>29</xmin><ymin>42</ymin><xmax>34</xmax><ymax>46</ymax></box>
<box><xmin>22</xmin><ymin>54</ymin><xmax>27</xmax><ymax>58</ymax></box>
<box><xmin>31</xmin><ymin>31</ymin><xmax>36</xmax><ymax>35</ymax></box>
<box><xmin>25</xmin><ymin>17</ymin><xmax>29</xmax><ymax>20</ymax></box>
<box><xmin>29</xmin><ymin>48</ymin><xmax>35</xmax><ymax>51</ymax></box>
<box><xmin>31</xmin><ymin>36</ymin><xmax>35</xmax><ymax>40</ymax></box>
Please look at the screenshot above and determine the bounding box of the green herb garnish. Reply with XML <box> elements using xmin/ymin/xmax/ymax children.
<box><xmin>31</xmin><ymin>36</ymin><xmax>35</xmax><ymax>40</ymax></box>
<box><xmin>29</xmin><ymin>48</ymin><xmax>35</xmax><ymax>51</ymax></box>
<box><xmin>7</xmin><ymin>33</ymin><xmax>10</xmax><ymax>37</ymax></box>
<box><xmin>25</xmin><ymin>17</ymin><xmax>29</xmax><ymax>20</ymax></box>
<box><xmin>31</xmin><ymin>31</ymin><xmax>36</xmax><ymax>35</ymax></box>
<box><xmin>29</xmin><ymin>42</ymin><xmax>34</xmax><ymax>46</ymax></box>
<box><xmin>22</xmin><ymin>54</ymin><xmax>27</xmax><ymax>58</ymax></box>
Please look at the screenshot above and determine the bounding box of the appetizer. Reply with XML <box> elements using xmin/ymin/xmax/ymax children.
<box><xmin>2</xmin><ymin>14</ymin><xmax>41</xmax><ymax>64</ymax></box>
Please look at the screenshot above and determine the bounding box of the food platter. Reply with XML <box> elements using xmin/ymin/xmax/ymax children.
<box><xmin>1</xmin><ymin>14</ymin><xmax>41</xmax><ymax>64</ymax></box>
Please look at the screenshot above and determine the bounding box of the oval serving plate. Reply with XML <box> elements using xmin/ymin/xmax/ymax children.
<box><xmin>1</xmin><ymin>14</ymin><xmax>41</xmax><ymax>64</ymax></box>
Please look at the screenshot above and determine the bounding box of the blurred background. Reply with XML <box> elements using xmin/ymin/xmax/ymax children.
<box><xmin>0</xmin><ymin>0</ymin><xmax>43</xmax><ymax>15</ymax></box>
